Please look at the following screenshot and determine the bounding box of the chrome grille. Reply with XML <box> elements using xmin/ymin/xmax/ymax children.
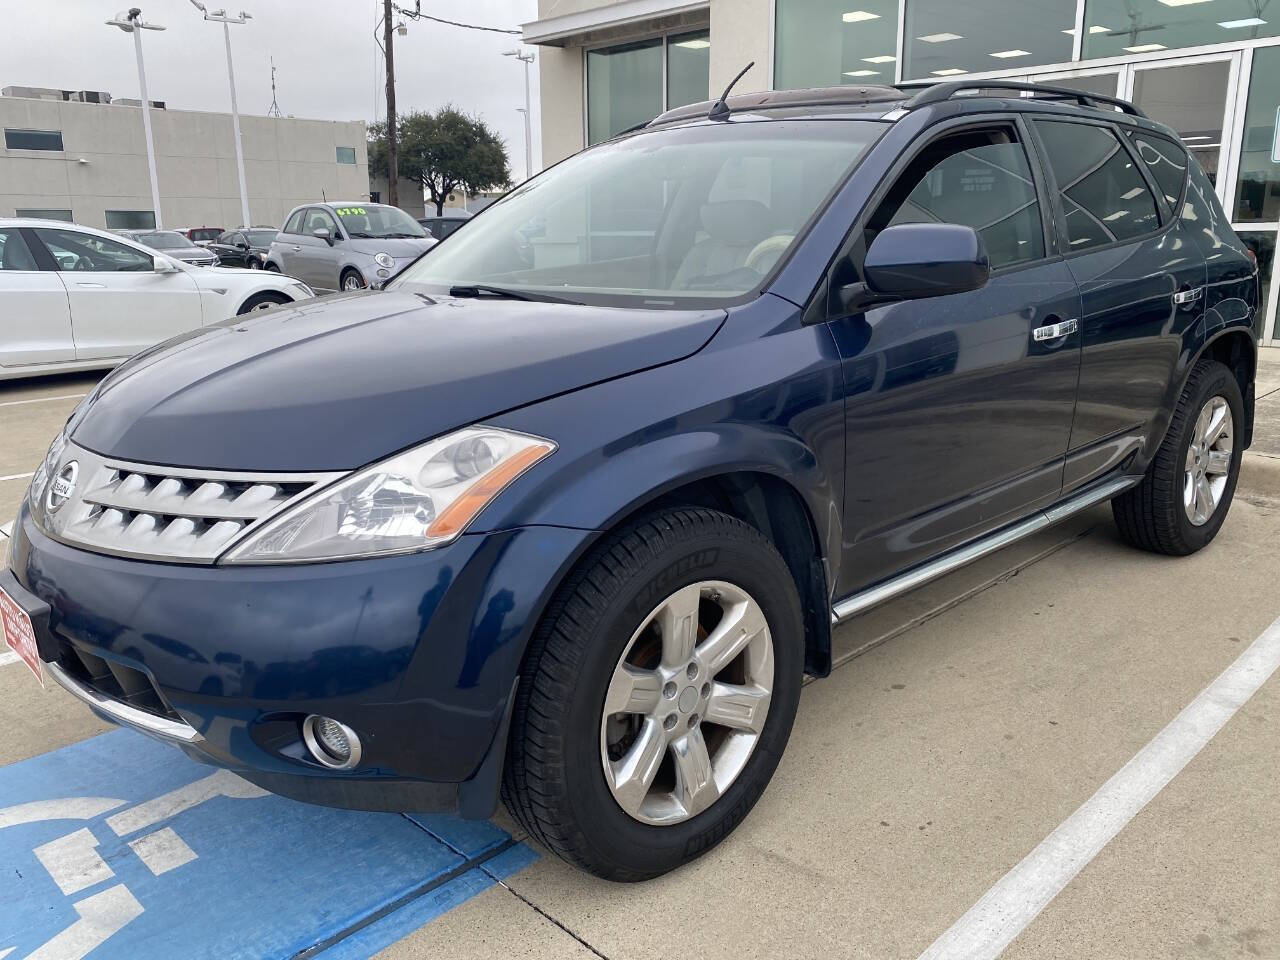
<box><xmin>38</xmin><ymin>443</ymin><xmax>342</xmax><ymax>563</ymax></box>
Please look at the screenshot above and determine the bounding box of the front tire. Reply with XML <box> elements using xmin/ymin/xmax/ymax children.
<box><xmin>1112</xmin><ymin>358</ymin><xmax>1243</xmax><ymax>555</ymax></box>
<box><xmin>502</xmin><ymin>507</ymin><xmax>804</xmax><ymax>881</ymax></box>
<box><xmin>236</xmin><ymin>291</ymin><xmax>291</xmax><ymax>315</ymax></box>
<box><xmin>341</xmin><ymin>269</ymin><xmax>366</xmax><ymax>292</ymax></box>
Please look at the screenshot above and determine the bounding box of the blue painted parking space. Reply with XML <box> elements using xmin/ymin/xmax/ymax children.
<box><xmin>0</xmin><ymin>730</ymin><xmax>536</xmax><ymax>959</ymax></box>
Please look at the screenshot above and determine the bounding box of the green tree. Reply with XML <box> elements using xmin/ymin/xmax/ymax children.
<box><xmin>368</xmin><ymin>107</ymin><xmax>511</xmax><ymax>215</ymax></box>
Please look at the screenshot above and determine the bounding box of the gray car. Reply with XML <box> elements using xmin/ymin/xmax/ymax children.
<box><xmin>265</xmin><ymin>202</ymin><xmax>436</xmax><ymax>292</ymax></box>
<box><xmin>120</xmin><ymin>229</ymin><xmax>217</xmax><ymax>267</ymax></box>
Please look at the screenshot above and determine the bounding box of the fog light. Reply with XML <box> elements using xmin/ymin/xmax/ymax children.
<box><xmin>302</xmin><ymin>714</ymin><xmax>362</xmax><ymax>770</ymax></box>
<box><xmin>376</xmin><ymin>268</ymin><xmax>390</xmax><ymax>278</ymax></box>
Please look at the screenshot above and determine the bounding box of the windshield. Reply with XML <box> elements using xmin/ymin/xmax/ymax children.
<box><xmin>392</xmin><ymin>119</ymin><xmax>882</xmax><ymax>307</ymax></box>
<box><xmin>246</xmin><ymin>229</ymin><xmax>277</xmax><ymax>245</ymax></box>
<box><xmin>334</xmin><ymin>204</ymin><xmax>427</xmax><ymax>239</ymax></box>
<box><xmin>136</xmin><ymin>231</ymin><xmax>192</xmax><ymax>250</ymax></box>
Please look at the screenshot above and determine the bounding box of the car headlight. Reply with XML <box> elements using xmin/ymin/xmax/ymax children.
<box><xmin>27</xmin><ymin>429</ymin><xmax>67</xmax><ymax>526</ymax></box>
<box><xmin>287</xmin><ymin>279</ymin><xmax>315</xmax><ymax>298</ymax></box>
<box><xmin>221</xmin><ymin>426</ymin><xmax>555</xmax><ymax>564</ymax></box>
<box><xmin>373</xmin><ymin>252</ymin><xmax>395</xmax><ymax>269</ymax></box>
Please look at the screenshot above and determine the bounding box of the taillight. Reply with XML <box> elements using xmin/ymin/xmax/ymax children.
<box><xmin>1246</xmin><ymin>248</ymin><xmax>1258</xmax><ymax>267</ymax></box>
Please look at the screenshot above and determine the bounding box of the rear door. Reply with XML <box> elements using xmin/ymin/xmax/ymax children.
<box><xmin>31</xmin><ymin>227</ymin><xmax>204</xmax><ymax>361</ymax></box>
<box><xmin>1029</xmin><ymin>118</ymin><xmax>1207</xmax><ymax>492</ymax></box>
<box><xmin>830</xmin><ymin>117</ymin><xmax>1083</xmax><ymax>595</ymax></box>
<box><xmin>0</xmin><ymin>227</ymin><xmax>75</xmax><ymax>367</ymax></box>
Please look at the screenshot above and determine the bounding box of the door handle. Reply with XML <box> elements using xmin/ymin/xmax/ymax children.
<box><xmin>1173</xmin><ymin>286</ymin><xmax>1203</xmax><ymax>305</ymax></box>
<box><xmin>1032</xmin><ymin>318</ymin><xmax>1079</xmax><ymax>342</ymax></box>
<box><xmin>75</xmin><ymin>282</ymin><xmax>107</xmax><ymax>289</ymax></box>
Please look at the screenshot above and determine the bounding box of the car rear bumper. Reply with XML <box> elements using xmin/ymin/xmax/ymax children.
<box><xmin>7</xmin><ymin>504</ymin><xmax>592</xmax><ymax>816</ymax></box>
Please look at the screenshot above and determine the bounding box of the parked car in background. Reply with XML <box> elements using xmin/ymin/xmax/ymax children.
<box><xmin>265</xmin><ymin>202</ymin><xmax>435</xmax><ymax>292</ymax></box>
<box><xmin>209</xmin><ymin>228</ymin><xmax>278</xmax><ymax>269</ymax></box>
<box><xmin>417</xmin><ymin>209</ymin><xmax>471</xmax><ymax>240</ymax></box>
<box><xmin>1</xmin><ymin>83</ymin><xmax>1258</xmax><ymax>882</ymax></box>
<box><xmin>120</xmin><ymin>230</ymin><xmax>217</xmax><ymax>267</ymax></box>
<box><xmin>180</xmin><ymin>226</ymin><xmax>224</xmax><ymax>247</ymax></box>
<box><xmin>0</xmin><ymin>219</ymin><xmax>313</xmax><ymax>380</ymax></box>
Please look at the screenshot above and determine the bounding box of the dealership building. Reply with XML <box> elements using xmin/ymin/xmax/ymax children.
<box><xmin>522</xmin><ymin>0</ymin><xmax>1280</xmax><ymax>344</ymax></box>
<box><xmin>0</xmin><ymin>86</ymin><xmax>368</xmax><ymax>232</ymax></box>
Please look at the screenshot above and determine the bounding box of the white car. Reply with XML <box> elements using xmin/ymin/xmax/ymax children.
<box><xmin>0</xmin><ymin>219</ymin><xmax>315</xmax><ymax>381</ymax></box>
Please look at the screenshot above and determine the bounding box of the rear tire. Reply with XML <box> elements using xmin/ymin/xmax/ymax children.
<box><xmin>1112</xmin><ymin>358</ymin><xmax>1243</xmax><ymax>556</ymax></box>
<box><xmin>501</xmin><ymin>507</ymin><xmax>804</xmax><ymax>881</ymax></box>
<box><xmin>263</xmin><ymin>262</ymin><xmax>281</xmax><ymax>273</ymax></box>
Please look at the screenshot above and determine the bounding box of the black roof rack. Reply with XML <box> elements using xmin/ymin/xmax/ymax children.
<box><xmin>898</xmin><ymin>79</ymin><xmax>1147</xmax><ymax>118</ymax></box>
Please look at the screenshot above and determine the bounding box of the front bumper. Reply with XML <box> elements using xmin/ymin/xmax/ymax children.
<box><xmin>7</xmin><ymin>504</ymin><xmax>591</xmax><ymax>816</ymax></box>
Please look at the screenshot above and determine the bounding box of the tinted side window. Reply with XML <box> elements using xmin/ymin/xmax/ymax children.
<box><xmin>867</xmin><ymin>127</ymin><xmax>1046</xmax><ymax>270</ymax></box>
<box><xmin>0</xmin><ymin>229</ymin><xmax>39</xmax><ymax>271</ymax></box>
<box><xmin>282</xmin><ymin>210</ymin><xmax>305</xmax><ymax>234</ymax></box>
<box><xmin>1126</xmin><ymin>131</ymin><xmax>1189</xmax><ymax>209</ymax></box>
<box><xmin>302</xmin><ymin>208</ymin><xmax>338</xmax><ymax>234</ymax></box>
<box><xmin>1033</xmin><ymin>120</ymin><xmax>1160</xmax><ymax>251</ymax></box>
<box><xmin>35</xmin><ymin>229</ymin><xmax>153</xmax><ymax>272</ymax></box>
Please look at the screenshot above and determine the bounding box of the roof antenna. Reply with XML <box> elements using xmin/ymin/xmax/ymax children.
<box><xmin>708</xmin><ymin>61</ymin><xmax>754</xmax><ymax>121</ymax></box>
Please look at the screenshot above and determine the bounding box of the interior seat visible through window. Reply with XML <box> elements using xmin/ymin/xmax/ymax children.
<box><xmin>672</xmin><ymin>199</ymin><xmax>776</xmax><ymax>289</ymax></box>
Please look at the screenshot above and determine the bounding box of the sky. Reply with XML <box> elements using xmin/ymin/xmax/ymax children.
<box><xmin>7</xmin><ymin>0</ymin><xmax>543</xmax><ymax>180</ymax></box>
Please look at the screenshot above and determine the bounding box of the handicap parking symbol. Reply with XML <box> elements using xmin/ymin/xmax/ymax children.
<box><xmin>0</xmin><ymin>731</ymin><xmax>535</xmax><ymax>959</ymax></box>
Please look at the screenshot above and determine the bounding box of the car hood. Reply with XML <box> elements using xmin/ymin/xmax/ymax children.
<box><xmin>72</xmin><ymin>290</ymin><xmax>725</xmax><ymax>471</ymax></box>
<box><xmin>169</xmin><ymin>246</ymin><xmax>212</xmax><ymax>258</ymax></box>
<box><xmin>348</xmin><ymin>237</ymin><xmax>435</xmax><ymax>257</ymax></box>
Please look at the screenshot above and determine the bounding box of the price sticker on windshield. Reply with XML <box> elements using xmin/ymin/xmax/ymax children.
<box><xmin>335</xmin><ymin>207</ymin><xmax>367</xmax><ymax>217</ymax></box>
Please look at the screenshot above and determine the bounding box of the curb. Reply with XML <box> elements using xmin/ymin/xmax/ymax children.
<box><xmin>1239</xmin><ymin>452</ymin><xmax>1280</xmax><ymax>501</ymax></box>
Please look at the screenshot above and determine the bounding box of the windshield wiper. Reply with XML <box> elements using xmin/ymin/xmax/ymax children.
<box><xmin>448</xmin><ymin>283</ymin><xmax>582</xmax><ymax>305</ymax></box>
<box><xmin>347</xmin><ymin>231</ymin><xmax>374</xmax><ymax>238</ymax></box>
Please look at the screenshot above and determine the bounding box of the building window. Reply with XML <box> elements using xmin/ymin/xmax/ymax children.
<box><xmin>667</xmin><ymin>30</ymin><xmax>711</xmax><ymax>109</ymax></box>
<box><xmin>1084</xmin><ymin>0</ymin><xmax>1280</xmax><ymax>61</ymax></box>
<box><xmin>336</xmin><ymin>146</ymin><xmax>357</xmax><ymax>165</ymax></box>
<box><xmin>4</xmin><ymin>128</ymin><xmax>64</xmax><ymax>151</ymax></box>
<box><xmin>104</xmin><ymin>210</ymin><xmax>157</xmax><ymax>230</ymax></box>
<box><xmin>775</xmin><ymin>0</ymin><xmax>898</xmax><ymax>90</ymax></box>
<box><xmin>15</xmin><ymin>208</ymin><xmax>73</xmax><ymax>222</ymax></box>
<box><xmin>904</xmin><ymin>0</ymin><xmax>1075</xmax><ymax>80</ymax></box>
<box><xmin>1234</xmin><ymin>45</ymin><xmax>1280</xmax><ymax>223</ymax></box>
<box><xmin>586</xmin><ymin>31</ymin><xmax>710</xmax><ymax>145</ymax></box>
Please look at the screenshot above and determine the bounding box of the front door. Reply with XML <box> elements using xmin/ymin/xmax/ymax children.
<box><xmin>293</xmin><ymin>207</ymin><xmax>343</xmax><ymax>291</ymax></box>
<box><xmin>831</xmin><ymin>119</ymin><xmax>1082</xmax><ymax>596</ymax></box>
<box><xmin>31</xmin><ymin>228</ymin><xmax>204</xmax><ymax>361</ymax></box>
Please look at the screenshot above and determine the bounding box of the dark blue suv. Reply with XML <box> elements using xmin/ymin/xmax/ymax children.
<box><xmin>2</xmin><ymin>81</ymin><xmax>1259</xmax><ymax>881</ymax></box>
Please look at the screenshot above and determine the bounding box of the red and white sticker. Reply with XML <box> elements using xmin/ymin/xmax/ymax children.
<box><xmin>0</xmin><ymin>583</ymin><xmax>43</xmax><ymax>687</ymax></box>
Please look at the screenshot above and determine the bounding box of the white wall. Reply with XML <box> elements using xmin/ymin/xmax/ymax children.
<box><xmin>0</xmin><ymin>97</ymin><xmax>368</xmax><ymax>229</ymax></box>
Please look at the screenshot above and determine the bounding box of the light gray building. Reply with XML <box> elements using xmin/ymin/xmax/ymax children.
<box><xmin>522</xmin><ymin>0</ymin><xmax>1280</xmax><ymax>346</ymax></box>
<box><xmin>1</xmin><ymin>86</ymin><xmax>369</xmax><ymax>231</ymax></box>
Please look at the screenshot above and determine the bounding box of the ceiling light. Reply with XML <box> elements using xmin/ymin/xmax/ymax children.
<box><xmin>843</xmin><ymin>10</ymin><xmax>880</xmax><ymax>22</ymax></box>
<box><xmin>990</xmin><ymin>49</ymin><xmax>1031</xmax><ymax>58</ymax></box>
<box><xmin>1121</xmin><ymin>187</ymin><xmax>1145</xmax><ymax>200</ymax></box>
<box><xmin>1157</xmin><ymin>0</ymin><xmax>1213</xmax><ymax>5</ymax></box>
<box><xmin>932</xmin><ymin>68</ymin><xmax>967</xmax><ymax>75</ymax></box>
<box><xmin>918</xmin><ymin>32</ymin><xmax>963</xmax><ymax>42</ymax></box>
<box><xmin>1218</xmin><ymin>17</ymin><xmax>1267</xmax><ymax>27</ymax></box>
<box><xmin>1125</xmin><ymin>43</ymin><xmax>1167</xmax><ymax>52</ymax></box>
<box><xmin>844</xmin><ymin>69</ymin><xmax>880</xmax><ymax>76</ymax></box>
<box><xmin>674</xmin><ymin>38</ymin><xmax>710</xmax><ymax>48</ymax></box>
<box><xmin>863</xmin><ymin>55</ymin><xmax>897</xmax><ymax>63</ymax></box>
<box><xmin>1090</xmin><ymin>25</ymin><xmax>1111</xmax><ymax>33</ymax></box>
<box><xmin>1103</xmin><ymin>210</ymin><xmax>1130</xmax><ymax>221</ymax></box>
<box><xmin>1182</xmin><ymin>135</ymin><xmax>1213</xmax><ymax>141</ymax></box>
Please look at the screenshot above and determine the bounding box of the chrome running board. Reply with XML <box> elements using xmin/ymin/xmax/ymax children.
<box><xmin>830</xmin><ymin>476</ymin><xmax>1133</xmax><ymax>624</ymax></box>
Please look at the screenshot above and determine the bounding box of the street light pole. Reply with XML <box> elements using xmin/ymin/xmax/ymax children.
<box><xmin>107</xmin><ymin>9</ymin><xmax>166</xmax><ymax>229</ymax></box>
<box><xmin>190</xmin><ymin>3</ymin><xmax>253</xmax><ymax>229</ymax></box>
<box><xmin>503</xmin><ymin>49</ymin><xmax>535</xmax><ymax>182</ymax></box>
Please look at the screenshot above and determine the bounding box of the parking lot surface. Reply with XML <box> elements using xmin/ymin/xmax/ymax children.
<box><xmin>4</xmin><ymin>358</ymin><xmax>1280</xmax><ymax>959</ymax></box>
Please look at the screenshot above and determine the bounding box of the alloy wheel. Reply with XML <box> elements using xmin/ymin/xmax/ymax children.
<box><xmin>600</xmin><ymin>580</ymin><xmax>773</xmax><ymax>826</ymax></box>
<box><xmin>342</xmin><ymin>274</ymin><xmax>364</xmax><ymax>291</ymax></box>
<box><xmin>1184</xmin><ymin>395</ymin><xmax>1233</xmax><ymax>526</ymax></box>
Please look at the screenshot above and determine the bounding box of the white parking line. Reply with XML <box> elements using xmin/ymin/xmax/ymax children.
<box><xmin>0</xmin><ymin>473</ymin><xmax>33</xmax><ymax>483</ymax></box>
<box><xmin>0</xmin><ymin>652</ymin><xmax>20</xmax><ymax>667</ymax></box>
<box><xmin>918</xmin><ymin>613</ymin><xmax>1280</xmax><ymax>960</ymax></box>
<box><xmin>0</xmin><ymin>393</ymin><xmax>85</xmax><ymax>409</ymax></box>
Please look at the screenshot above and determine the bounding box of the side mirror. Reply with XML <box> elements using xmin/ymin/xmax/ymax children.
<box><xmin>153</xmin><ymin>257</ymin><xmax>180</xmax><ymax>274</ymax></box>
<box><xmin>833</xmin><ymin>223</ymin><xmax>990</xmax><ymax>315</ymax></box>
<box><xmin>312</xmin><ymin>227</ymin><xmax>333</xmax><ymax>244</ymax></box>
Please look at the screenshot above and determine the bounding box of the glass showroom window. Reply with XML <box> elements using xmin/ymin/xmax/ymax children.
<box><xmin>775</xmin><ymin>0</ymin><xmax>898</xmax><ymax>89</ymax></box>
<box><xmin>1234</xmin><ymin>46</ymin><xmax>1280</xmax><ymax>223</ymax></box>
<box><xmin>588</xmin><ymin>39</ymin><xmax>664</xmax><ymax>145</ymax></box>
<box><xmin>1083</xmin><ymin>0</ymin><xmax>1280</xmax><ymax>60</ymax></box>
<box><xmin>668</xmin><ymin>30</ymin><xmax>711</xmax><ymax>110</ymax></box>
<box><xmin>903</xmin><ymin>0</ymin><xmax>1075</xmax><ymax>80</ymax></box>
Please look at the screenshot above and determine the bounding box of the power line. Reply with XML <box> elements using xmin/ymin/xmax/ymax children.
<box><xmin>395</xmin><ymin>3</ymin><xmax>520</xmax><ymax>35</ymax></box>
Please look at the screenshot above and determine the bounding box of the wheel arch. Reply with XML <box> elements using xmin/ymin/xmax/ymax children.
<box><xmin>1186</xmin><ymin>326</ymin><xmax>1257</xmax><ymax>448</ymax></box>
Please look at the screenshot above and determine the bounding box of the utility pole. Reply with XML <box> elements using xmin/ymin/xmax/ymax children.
<box><xmin>383</xmin><ymin>0</ymin><xmax>398</xmax><ymax>207</ymax></box>
<box><xmin>107</xmin><ymin>9</ymin><xmax>166</xmax><ymax>229</ymax></box>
